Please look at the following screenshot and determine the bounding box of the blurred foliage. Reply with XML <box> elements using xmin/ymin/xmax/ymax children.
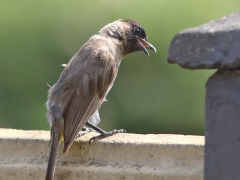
<box><xmin>0</xmin><ymin>0</ymin><xmax>239</xmax><ymax>135</ymax></box>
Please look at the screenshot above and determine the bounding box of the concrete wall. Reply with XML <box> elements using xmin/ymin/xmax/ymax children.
<box><xmin>0</xmin><ymin>129</ymin><xmax>204</xmax><ymax>180</ymax></box>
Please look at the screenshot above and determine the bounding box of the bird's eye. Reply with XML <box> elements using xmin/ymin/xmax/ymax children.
<box><xmin>134</xmin><ymin>27</ymin><xmax>141</xmax><ymax>35</ymax></box>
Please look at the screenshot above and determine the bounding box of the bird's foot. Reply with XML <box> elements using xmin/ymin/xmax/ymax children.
<box><xmin>89</xmin><ymin>129</ymin><xmax>126</xmax><ymax>144</ymax></box>
<box><xmin>75</xmin><ymin>126</ymin><xmax>94</xmax><ymax>139</ymax></box>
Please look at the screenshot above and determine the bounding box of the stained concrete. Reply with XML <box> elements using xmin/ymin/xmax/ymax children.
<box><xmin>0</xmin><ymin>128</ymin><xmax>204</xmax><ymax>180</ymax></box>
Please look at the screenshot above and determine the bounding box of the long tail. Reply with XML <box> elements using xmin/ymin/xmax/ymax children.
<box><xmin>45</xmin><ymin>131</ymin><xmax>60</xmax><ymax>180</ymax></box>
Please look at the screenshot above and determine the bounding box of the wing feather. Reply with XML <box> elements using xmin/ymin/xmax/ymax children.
<box><xmin>60</xmin><ymin>45</ymin><xmax>117</xmax><ymax>154</ymax></box>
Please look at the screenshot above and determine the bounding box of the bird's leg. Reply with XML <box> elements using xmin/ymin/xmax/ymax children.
<box><xmin>75</xmin><ymin>126</ymin><xmax>95</xmax><ymax>139</ymax></box>
<box><xmin>86</xmin><ymin>121</ymin><xmax>126</xmax><ymax>144</ymax></box>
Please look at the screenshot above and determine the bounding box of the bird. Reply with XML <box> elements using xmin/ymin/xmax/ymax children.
<box><xmin>45</xmin><ymin>19</ymin><xmax>156</xmax><ymax>180</ymax></box>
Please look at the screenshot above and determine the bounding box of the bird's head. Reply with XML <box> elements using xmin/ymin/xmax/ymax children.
<box><xmin>99</xmin><ymin>19</ymin><xmax>156</xmax><ymax>56</ymax></box>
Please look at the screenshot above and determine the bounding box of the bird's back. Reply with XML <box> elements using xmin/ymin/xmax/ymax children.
<box><xmin>47</xmin><ymin>34</ymin><xmax>120</xmax><ymax>154</ymax></box>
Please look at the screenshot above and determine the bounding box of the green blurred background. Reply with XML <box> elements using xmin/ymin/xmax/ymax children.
<box><xmin>0</xmin><ymin>0</ymin><xmax>239</xmax><ymax>135</ymax></box>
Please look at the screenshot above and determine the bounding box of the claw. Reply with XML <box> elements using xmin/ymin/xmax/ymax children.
<box><xmin>89</xmin><ymin>129</ymin><xmax>127</xmax><ymax>144</ymax></box>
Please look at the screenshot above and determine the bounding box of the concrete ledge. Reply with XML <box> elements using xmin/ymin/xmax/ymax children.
<box><xmin>0</xmin><ymin>128</ymin><xmax>204</xmax><ymax>180</ymax></box>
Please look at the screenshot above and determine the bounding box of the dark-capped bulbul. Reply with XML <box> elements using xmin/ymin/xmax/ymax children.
<box><xmin>45</xmin><ymin>19</ymin><xmax>156</xmax><ymax>180</ymax></box>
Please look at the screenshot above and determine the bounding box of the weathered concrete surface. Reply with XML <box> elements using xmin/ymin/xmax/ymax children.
<box><xmin>0</xmin><ymin>128</ymin><xmax>204</xmax><ymax>180</ymax></box>
<box><xmin>205</xmin><ymin>70</ymin><xmax>240</xmax><ymax>180</ymax></box>
<box><xmin>167</xmin><ymin>11</ymin><xmax>240</xmax><ymax>69</ymax></box>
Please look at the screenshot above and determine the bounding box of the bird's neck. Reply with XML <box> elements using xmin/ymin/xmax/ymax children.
<box><xmin>100</xmin><ymin>35</ymin><xmax>124</xmax><ymax>68</ymax></box>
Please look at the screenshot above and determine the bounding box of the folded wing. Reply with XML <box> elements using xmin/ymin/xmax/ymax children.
<box><xmin>59</xmin><ymin>48</ymin><xmax>117</xmax><ymax>154</ymax></box>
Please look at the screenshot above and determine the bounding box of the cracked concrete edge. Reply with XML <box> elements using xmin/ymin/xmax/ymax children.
<box><xmin>0</xmin><ymin>128</ymin><xmax>204</xmax><ymax>180</ymax></box>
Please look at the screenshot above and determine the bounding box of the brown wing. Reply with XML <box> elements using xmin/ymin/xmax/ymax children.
<box><xmin>60</xmin><ymin>47</ymin><xmax>117</xmax><ymax>154</ymax></box>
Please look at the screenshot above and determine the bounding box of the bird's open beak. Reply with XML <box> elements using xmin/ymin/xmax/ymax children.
<box><xmin>137</xmin><ymin>37</ymin><xmax>157</xmax><ymax>56</ymax></box>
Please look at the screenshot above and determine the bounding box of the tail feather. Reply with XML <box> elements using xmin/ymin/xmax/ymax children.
<box><xmin>45</xmin><ymin>132</ymin><xmax>59</xmax><ymax>180</ymax></box>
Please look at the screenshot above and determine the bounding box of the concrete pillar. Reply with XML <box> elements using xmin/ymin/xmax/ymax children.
<box><xmin>205</xmin><ymin>70</ymin><xmax>240</xmax><ymax>179</ymax></box>
<box><xmin>167</xmin><ymin>11</ymin><xmax>240</xmax><ymax>180</ymax></box>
